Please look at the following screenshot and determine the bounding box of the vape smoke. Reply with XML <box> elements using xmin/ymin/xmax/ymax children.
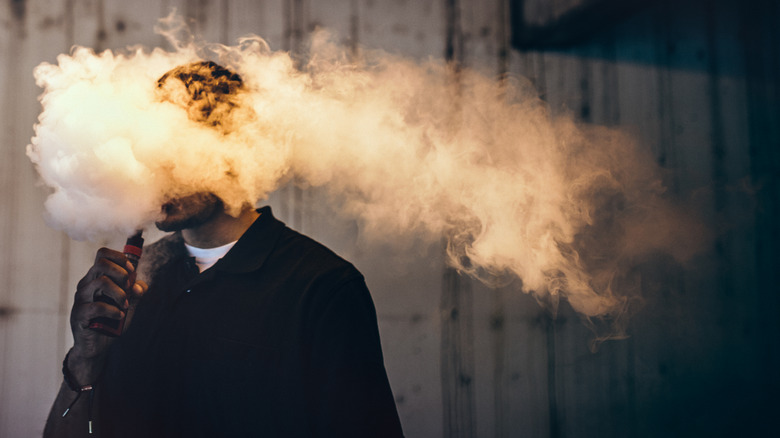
<box><xmin>27</xmin><ymin>17</ymin><xmax>704</xmax><ymax>326</ymax></box>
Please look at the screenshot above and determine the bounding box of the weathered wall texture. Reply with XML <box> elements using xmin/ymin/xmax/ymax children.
<box><xmin>0</xmin><ymin>0</ymin><xmax>777</xmax><ymax>436</ymax></box>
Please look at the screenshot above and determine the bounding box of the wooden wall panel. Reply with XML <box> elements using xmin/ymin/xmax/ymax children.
<box><xmin>69</xmin><ymin>0</ymin><xmax>169</xmax><ymax>50</ymax></box>
<box><xmin>0</xmin><ymin>0</ymin><xmax>71</xmax><ymax>436</ymax></box>
<box><xmin>542</xmin><ymin>38</ymin><xmax>641</xmax><ymax>438</ymax></box>
<box><xmin>382</xmin><ymin>316</ymin><xmax>444</xmax><ymax>437</ymax></box>
<box><xmin>640</xmin><ymin>3</ymin><xmax>728</xmax><ymax>436</ymax></box>
<box><xmin>505</xmin><ymin>0</ymin><xmax>778</xmax><ymax>436</ymax></box>
<box><xmin>499</xmin><ymin>291</ymin><xmax>552</xmax><ymax>438</ymax></box>
<box><xmin>309</xmin><ymin>0</ymin><xmax>355</xmax><ymax>41</ymax></box>
<box><xmin>165</xmin><ymin>0</ymin><xmax>230</xmax><ymax>45</ymax></box>
<box><xmin>0</xmin><ymin>0</ymin><xmax>19</xmax><ymax>401</ymax></box>
<box><xmin>701</xmin><ymin>0</ymin><xmax>759</xmax><ymax>427</ymax></box>
<box><xmin>360</xmin><ymin>0</ymin><xmax>444</xmax><ymax>59</ymax></box>
<box><xmin>612</xmin><ymin>12</ymin><xmax>663</xmax><ymax>159</ymax></box>
<box><xmin>351</xmin><ymin>243</ymin><xmax>446</xmax><ymax>434</ymax></box>
<box><xmin>440</xmin><ymin>2</ymin><xmax>473</xmax><ymax>437</ymax></box>
<box><xmin>456</xmin><ymin>1</ymin><xmax>554</xmax><ymax>438</ymax></box>
<box><xmin>226</xmin><ymin>0</ymin><xmax>286</xmax><ymax>50</ymax></box>
<box><xmin>741</xmin><ymin>1</ymin><xmax>780</xmax><ymax>431</ymax></box>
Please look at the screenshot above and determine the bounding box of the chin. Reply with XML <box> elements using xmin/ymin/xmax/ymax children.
<box><xmin>155</xmin><ymin>218</ymin><xmax>185</xmax><ymax>233</ymax></box>
<box><xmin>155</xmin><ymin>197</ymin><xmax>222</xmax><ymax>232</ymax></box>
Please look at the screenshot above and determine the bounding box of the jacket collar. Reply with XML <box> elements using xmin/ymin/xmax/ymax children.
<box><xmin>211</xmin><ymin>206</ymin><xmax>285</xmax><ymax>274</ymax></box>
<box><xmin>142</xmin><ymin>206</ymin><xmax>285</xmax><ymax>288</ymax></box>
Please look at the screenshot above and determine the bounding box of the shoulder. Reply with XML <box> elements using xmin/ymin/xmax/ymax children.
<box><xmin>137</xmin><ymin>232</ymin><xmax>186</xmax><ymax>283</ymax></box>
<box><xmin>274</xmin><ymin>226</ymin><xmax>363</xmax><ymax>284</ymax></box>
<box><xmin>259</xmin><ymin>225</ymin><xmax>370</xmax><ymax>309</ymax></box>
<box><xmin>272</xmin><ymin>230</ymin><xmax>380</xmax><ymax>333</ymax></box>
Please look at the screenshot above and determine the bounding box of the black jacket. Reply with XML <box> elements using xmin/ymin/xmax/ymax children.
<box><xmin>98</xmin><ymin>206</ymin><xmax>404</xmax><ymax>437</ymax></box>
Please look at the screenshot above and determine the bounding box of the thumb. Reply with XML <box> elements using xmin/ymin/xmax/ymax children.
<box><xmin>129</xmin><ymin>280</ymin><xmax>148</xmax><ymax>303</ymax></box>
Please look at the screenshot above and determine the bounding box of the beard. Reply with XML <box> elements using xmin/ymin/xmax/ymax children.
<box><xmin>155</xmin><ymin>192</ymin><xmax>222</xmax><ymax>232</ymax></box>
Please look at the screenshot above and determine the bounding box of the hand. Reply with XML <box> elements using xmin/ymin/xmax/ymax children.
<box><xmin>67</xmin><ymin>248</ymin><xmax>148</xmax><ymax>385</ymax></box>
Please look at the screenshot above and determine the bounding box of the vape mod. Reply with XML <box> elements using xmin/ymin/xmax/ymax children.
<box><xmin>88</xmin><ymin>231</ymin><xmax>144</xmax><ymax>337</ymax></box>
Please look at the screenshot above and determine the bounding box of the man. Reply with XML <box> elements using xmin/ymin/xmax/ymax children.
<box><xmin>44</xmin><ymin>62</ymin><xmax>404</xmax><ymax>437</ymax></box>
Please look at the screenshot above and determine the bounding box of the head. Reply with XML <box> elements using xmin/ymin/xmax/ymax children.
<box><xmin>156</xmin><ymin>60</ymin><xmax>246</xmax><ymax>133</ymax></box>
<box><xmin>154</xmin><ymin>61</ymin><xmax>245</xmax><ymax>232</ymax></box>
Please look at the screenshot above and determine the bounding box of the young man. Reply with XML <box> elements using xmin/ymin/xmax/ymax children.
<box><xmin>44</xmin><ymin>62</ymin><xmax>404</xmax><ymax>437</ymax></box>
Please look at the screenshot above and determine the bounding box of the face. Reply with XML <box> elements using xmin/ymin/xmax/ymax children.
<box><xmin>155</xmin><ymin>192</ymin><xmax>222</xmax><ymax>232</ymax></box>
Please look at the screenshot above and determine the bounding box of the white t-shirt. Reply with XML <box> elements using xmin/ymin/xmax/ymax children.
<box><xmin>184</xmin><ymin>240</ymin><xmax>237</xmax><ymax>272</ymax></box>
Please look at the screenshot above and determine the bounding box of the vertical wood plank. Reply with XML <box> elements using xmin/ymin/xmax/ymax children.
<box><xmin>225</xmin><ymin>0</ymin><xmax>285</xmax><ymax>49</ymax></box>
<box><xmin>226</xmin><ymin>0</ymin><xmax>291</xmax><ymax>229</ymax></box>
<box><xmin>613</xmin><ymin>10</ymin><xmax>663</xmax><ymax>160</ymax></box>
<box><xmin>458</xmin><ymin>1</ymin><xmax>541</xmax><ymax>438</ymax></box>
<box><xmin>359</xmin><ymin>239</ymin><xmax>445</xmax><ymax>438</ymax></box>
<box><xmin>268</xmin><ymin>0</ymin><xmax>308</xmax><ymax>229</ymax></box>
<box><xmin>0</xmin><ymin>0</ymin><xmax>19</xmax><ymax>377</ymax></box>
<box><xmin>0</xmin><ymin>0</ymin><xmax>70</xmax><ymax>436</ymax></box>
<box><xmin>308</xmin><ymin>0</ymin><xmax>353</xmax><ymax>38</ymax></box>
<box><xmin>440</xmin><ymin>0</ymin><xmax>476</xmax><ymax>436</ymax></box>
<box><xmin>498</xmin><ymin>291</ymin><xmax>551</xmax><ymax>438</ymax></box>
<box><xmin>741</xmin><ymin>2</ymin><xmax>780</xmax><ymax>433</ymax></box>
<box><xmin>164</xmin><ymin>0</ymin><xmax>229</xmax><ymax>44</ymax></box>
<box><xmin>440</xmin><ymin>265</ymin><xmax>476</xmax><ymax>438</ymax></box>
<box><xmin>705</xmin><ymin>0</ymin><xmax>753</xmax><ymax>425</ymax></box>
<box><xmin>583</xmin><ymin>36</ymin><xmax>619</xmax><ymax>126</ymax></box>
<box><xmin>360</xmin><ymin>0</ymin><xmax>444</xmax><ymax>59</ymax></box>
<box><xmin>506</xmin><ymin>14</ymin><xmax>557</xmax><ymax>438</ymax></box>
<box><xmin>557</xmin><ymin>35</ymin><xmax>638</xmax><ymax>438</ymax></box>
<box><xmin>71</xmin><ymin>0</ymin><xmax>168</xmax><ymax>50</ymax></box>
<box><xmin>649</xmin><ymin>3</ymin><xmax>723</xmax><ymax>436</ymax></box>
<box><xmin>300</xmin><ymin>0</ymin><xmax>353</xmax><ymax>241</ymax></box>
<box><xmin>458</xmin><ymin>0</ymin><xmax>494</xmax><ymax>436</ymax></box>
<box><xmin>531</xmin><ymin>48</ymin><xmax>579</xmax><ymax>438</ymax></box>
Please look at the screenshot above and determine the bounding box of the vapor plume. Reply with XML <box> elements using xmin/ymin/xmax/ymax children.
<box><xmin>27</xmin><ymin>17</ymin><xmax>704</xmax><ymax>326</ymax></box>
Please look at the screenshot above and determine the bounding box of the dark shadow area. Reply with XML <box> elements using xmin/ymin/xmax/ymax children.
<box><xmin>509</xmin><ymin>0</ymin><xmax>780</xmax><ymax>436</ymax></box>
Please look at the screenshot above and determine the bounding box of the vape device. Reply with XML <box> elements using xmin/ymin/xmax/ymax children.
<box><xmin>88</xmin><ymin>231</ymin><xmax>144</xmax><ymax>337</ymax></box>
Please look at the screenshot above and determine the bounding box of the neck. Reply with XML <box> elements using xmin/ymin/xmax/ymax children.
<box><xmin>182</xmin><ymin>206</ymin><xmax>260</xmax><ymax>248</ymax></box>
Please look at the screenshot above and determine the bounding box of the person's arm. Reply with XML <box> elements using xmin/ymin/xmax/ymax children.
<box><xmin>43</xmin><ymin>248</ymin><xmax>147</xmax><ymax>438</ymax></box>
<box><xmin>308</xmin><ymin>277</ymin><xmax>404</xmax><ymax>438</ymax></box>
<box><xmin>43</xmin><ymin>352</ymin><xmax>101</xmax><ymax>438</ymax></box>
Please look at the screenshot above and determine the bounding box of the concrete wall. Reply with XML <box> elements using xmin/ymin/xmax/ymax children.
<box><xmin>0</xmin><ymin>0</ymin><xmax>777</xmax><ymax>436</ymax></box>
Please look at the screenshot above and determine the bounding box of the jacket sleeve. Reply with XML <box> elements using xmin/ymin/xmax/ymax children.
<box><xmin>306</xmin><ymin>276</ymin><xmax>405</xmax><ymax>438</ymax></box>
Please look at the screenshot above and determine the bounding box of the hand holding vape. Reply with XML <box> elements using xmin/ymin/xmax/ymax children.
<box><xmin>88</xmin><ymin>231</ymin><xmax>144</xmax><ymax>337</ymax></box>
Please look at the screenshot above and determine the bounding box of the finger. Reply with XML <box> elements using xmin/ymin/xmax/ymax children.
<box><xmin>94</xmin><ymin>276</ymin><xmax>130</xmax><ymax>309</ymax></box>
<box><xmin>78</xmin><ymin>248</ymin><xmax>133</xmax><ymax>289</ymax></box>
<box><xmin>75</xmin><ymin>275</ymin><xmax>128</xmax><ymax>310</ymax></box>
<box><xmin>72</xmin><ymin>301</ymin><xmax>125</xmax><ymax>329</ymax></box>
<box><xmin>93</xmin><ymin>257</ymin><xmax>132</xmax><ymax>286</ymax></box>
<box><xmin>129</xmin><ymin>280</ymin><xmax>148</xmax><ymax>302</ymax></box>
<box><xmin>74</xmin><ymin>277</ymin><xmax>100</xmax><ymax>303</ymax></box>
<box><xmin>78</xmin><ymin>258</ymin><xmax>133</xmax><ymax>295</ymax></box>
<box><xmin>94</xmin><ymin>247</ymin><xmax>127</xmax><ymax>266</ymax></box>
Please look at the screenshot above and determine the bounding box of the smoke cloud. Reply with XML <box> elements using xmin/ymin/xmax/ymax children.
<box><xmin>27</xmin><ymin>16</ymin><xmax>704</xmax><ymax>326</ymax></box>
